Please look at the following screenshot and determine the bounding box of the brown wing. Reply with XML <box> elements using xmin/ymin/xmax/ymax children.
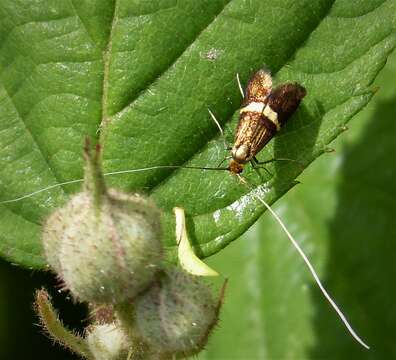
<box><xmin>243</xmin><ymin>68</ymin><xmax>273</xmax><ymax>104</ymax></box>
<box><xmin>267</xmin><ymin>83</ymin><xmax>306</xmax><ymax>126</ymax></box>
<box><xmin>234</xmin><ymin>111</ymin><xmax>275</xmax><ymax>163</ymax></box>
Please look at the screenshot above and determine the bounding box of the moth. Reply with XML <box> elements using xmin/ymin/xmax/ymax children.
<box><xmin>229</xmin><ymin>69</ymin><xmax>306</xmax><ymax>174</ymax></box>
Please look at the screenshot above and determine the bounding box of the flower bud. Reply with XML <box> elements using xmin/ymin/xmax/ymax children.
<box><xmin>118</xmin><ymin>269</ymin><xmax>224</xmax><ymax>357</ymax></box>
<box><xmin>86</xmin><ymin>324</ymin><xmax>129</xmax><ymax>360</ymax></box>
<box><xmin>42</xmin><ymin>141</ymin><xmax>163</xmax><ymax>303</ymax></box>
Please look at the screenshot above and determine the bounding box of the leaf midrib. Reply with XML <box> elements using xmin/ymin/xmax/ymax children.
<box><xmin>99</xmin><ymin>0</ymin><xmax>118</xmax><ymax>137</ymax></box>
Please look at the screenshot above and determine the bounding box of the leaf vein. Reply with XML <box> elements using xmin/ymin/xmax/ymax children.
<box><xmin>0</xmin><ymin>16</ymin><xmax>75</xmax><ymax>55</ymax></box>
<box><xmin>328</xmin><ymin>0</ymin><xmax>389</xmax><ymax>19</ymax></box>
<box><xmin>69</xmin><ymin>0</ymin><xmax>98</xmax><ymax>47</ymax></box>
<box><xmin>109</xmin><ymin>0</ymin><xmax>234</xmax><ymax>121</ymax></box>
<box><xmin>98</xmin><ymin>0</ymin><xmax>118</xmax><ymax>139</ymax></box>
<box><xmin>0</xmin><ymin>86</ymin><xmax>66</xmax><ymax>197</ymax></box>
<box><xmin>291</xmin><ymin>31</ymin><xmax>395</xmax><ymax>76</ymax></box>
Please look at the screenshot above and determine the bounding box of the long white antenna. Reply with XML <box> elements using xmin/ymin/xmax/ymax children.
<box><xmin>0</xmin><ymin>165</ymin><xmax>192</xmax><ymax>204</ymax></box>
<box><xmin>208</xmin><ymin>108</ymin><xmax>224</xmax><ymax>137</ymax></box>
<box><xmin>0</xmin><ymin>179</ymin><xmax>84</xmax><ymax>204</ymax></box>
<box><xmin>245</xmin><ymin>182</ymin><xmax>370</xmax><ymax>350</ymax></box>
<box><xmin>0</xmin><ymin>163</ymin><xmax>233</xmax><ymax>204</ymax></box>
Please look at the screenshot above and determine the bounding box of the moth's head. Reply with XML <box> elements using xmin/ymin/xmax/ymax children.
<box><xmin>229</xmin><ymin>159</ymin><xmax>244</xmax><ymax>175</ymax></box>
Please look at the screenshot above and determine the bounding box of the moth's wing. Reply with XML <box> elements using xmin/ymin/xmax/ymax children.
<box><xmin>267</xmin><ymin>83</ymin><xmax>306</xmax><ymax>126</ymax></box>
<box><xmin>244</xmin><ymin>68</ymin><xmax>273</xmax><ymax>104</ymax></box>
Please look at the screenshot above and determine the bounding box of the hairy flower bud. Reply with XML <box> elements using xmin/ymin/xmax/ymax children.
<box><xmin>42</xmin><ymin>141</ymin><xmax>163</xmax><ymax>303</ymax></box>
<box><xmin>86</xmin><ymin>324</ymin><xmax>129</xmax><ymax>360</ymax></box>
<box><xmin>117</xmin><ymin>269</ymin><xmax>224</xmax><ymax>357</ymax></box>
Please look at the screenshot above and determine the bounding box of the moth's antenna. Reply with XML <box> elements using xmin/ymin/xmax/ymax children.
<box><xmin>0</xmin><ymin>165</ymin><xmax>230</xmax><ymax>204</ymax></box>
<box><xmin>208</xmin><ymin>108</ymin><xmax>224</xmax><ymax>137</ymax></box>
<box><xmin>236</xmin><ymin>73</ymin><xmax>244</xmax><ymax>98</ymax></box>
<box><xmin>238</xmin><ymin>175</ymin><xmax>370</xmax><ymax>350</ymax></box>
<box><xmin>0</xmin><ymin>179</ymin><xmax>84</xmax><ymax>204</ymax></box>
<box><xmin>207</xmin><ymin>108</ymin><xmax>231</xmax><ymax>153</ymax></box>
<box><xmin>102</xmin><ymin>165</ymin><xmax>229</xmax><ymax>177</ymax></box>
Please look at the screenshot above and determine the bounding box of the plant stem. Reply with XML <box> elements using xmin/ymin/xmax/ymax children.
<box><xmin>35</xmin><ymin>289</ymin><xmax>94</xmax><ymax>359</ymax></box>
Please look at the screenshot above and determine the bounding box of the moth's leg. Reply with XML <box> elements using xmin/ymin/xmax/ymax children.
<box><xmin>253</xmin><ymin>156</ymin><xmax>303</xmax><ymax>168</ymax></box>
<box><xmin>217</xmin><ymin>155</ymin><xmax>232</xmax><ymax>168</ymax></box>
<box><xmin>251</xmin><ymin>157</ymin><xmax>272</xmax><ymax>178</ymax></box>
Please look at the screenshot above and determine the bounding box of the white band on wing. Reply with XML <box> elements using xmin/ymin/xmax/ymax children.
<box><xmin>240</xmin><ymin>102</ymin><xmax>281</xmax><ymax>131</ymax></box>
<box><xmin>263</xmin><ymin>105</ymin><xmax>280</xmax><ymax>130</ymax></box>
<box><xmin>239</xmin><ymin>101</ymin><xmax>265</xmax><ymax>114</ymax></box>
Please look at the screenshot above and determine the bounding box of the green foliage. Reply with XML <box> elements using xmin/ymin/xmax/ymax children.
<box><xmin>0</xmin><ymin>1</ymin><xmax>394</xmax><ymax>270</ymax></box>
<box><xmin>202</xmin><ymin>50</ymin><xmax>396</xmax><ymax>359</ymax></box>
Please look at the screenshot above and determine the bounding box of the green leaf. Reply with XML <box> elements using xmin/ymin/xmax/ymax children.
<box><xmin>201</xmin><ymin>49</ymin><xmax>396</xmax><ymax>358</ymax></box>
<box><xmin>0</xmin><ymin>0</ymin><xmax>395</xmax><ymax>268</ymax></box>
